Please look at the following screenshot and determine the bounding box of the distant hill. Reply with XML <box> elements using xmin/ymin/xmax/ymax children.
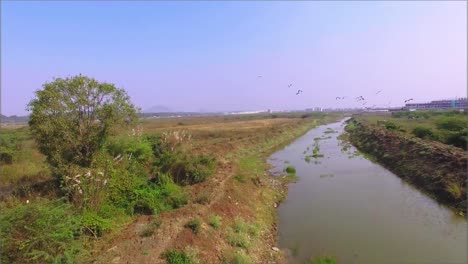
<box><xmin>0</xmin><ymin>114</ymin><xmax>29</xmax><ymax>124</ymax></box>
<box><xmin>143</xmin><ymin>105</ymin><xmax>171</xmax><ymax>113</ymax></box>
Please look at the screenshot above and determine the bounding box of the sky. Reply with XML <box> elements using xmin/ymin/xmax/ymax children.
<box><xmin>1</xmin><ymin>1</ymin><xmax>467</xmax><ymax>115</ymax></box>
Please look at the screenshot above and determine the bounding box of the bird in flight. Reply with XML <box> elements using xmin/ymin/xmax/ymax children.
<box><xmin>355</xmin><ymin>96</ymin><xmax>365</xmax><ymax>101</ymax></box>
<box><xmin>288</xmin><ymin>84</ymin><xmax>293</xmax><ymax>88</ymax></box>
<box><xmin>257</xmin><ymin>75</ymin><xmax>262</xmax><ymax>78</ymax></box>
<box><xmin>296</xmin><ymin>90</ymin><xmax>303</xmax><ymax>95</ymax></box>
<box><xmin>375</xmin><ymin>90</ymin><xmax>382</xmax><ymax>95</ymax></box>
<box><xmin>404</xmin><ymin>98</ymin><xmax>414</xmax><ymax>103</ymax></box>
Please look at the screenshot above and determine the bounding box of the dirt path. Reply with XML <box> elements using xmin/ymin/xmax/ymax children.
<box><xmin>92</xmin><ymin>161</ymin><xmax>236</xmax><ymax>264</ymax></box>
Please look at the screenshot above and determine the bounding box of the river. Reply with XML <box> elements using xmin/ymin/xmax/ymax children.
<box><xmin>268</xmin><ymin>118</ymin><xmax>467</xmax><ymax>264</ymax></box>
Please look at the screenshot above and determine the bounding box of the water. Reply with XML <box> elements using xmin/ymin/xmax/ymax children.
<box><xmin>269</xmin><ymin>118</ymin><xmax>467</xmax><ymax>264</ymax></box>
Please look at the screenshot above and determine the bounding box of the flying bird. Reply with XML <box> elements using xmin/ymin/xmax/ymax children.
<box><xmin>257</xmin><ymin>75</ymin><xmax>262</xmax><ymax>78</ymax></box>
<box><xmin>355</xmin><ymin>96</ymin><xmax>365</xmax><ymax>101</ymax></box>
<box><xmin>375</xmin><ymin>90</ymin><xmax>382</xmax><ymax>95</ymax></box>
<box><xmin>296</xmin><ymin>90</ymin><xmax>303</xmax><ymax>95</ymax></box>
<box><xmin>288</xmin><ymin>84</ymin><xmax>293</xmax><ymax>88</ymax></box>
<box><xmin>404</xmin><ymin>98</ymin><xmax>414</xmax><ymax>103</ymax></box>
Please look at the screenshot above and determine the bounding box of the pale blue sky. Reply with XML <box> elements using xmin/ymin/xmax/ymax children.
<box><xmin>2</xmin><ymin>1</ymin><xmax>466</xmax><ymax>115</ymax></box>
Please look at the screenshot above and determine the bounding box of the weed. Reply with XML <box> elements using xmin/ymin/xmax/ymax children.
<box><xmin>139</xmin><ymin>218</ymin><xmax>162</xmax><ymax>237</ymax></box>
<box><xmin>234</xmin><ymin>174</ymin><xmax>246</xmax><ymax>183</ymax></box>
<box><xmin>194</xmin><ymin>191</ymin><xmax>211</xmax><ymax>205</ymax></box>
<box><xmin>446</xmin><ymin>182</ymin><xmax>463</xmax><ymax>200</ymax></box>
<box><xmin>162</xmin><ymin>249</ymin><xmax>197</xmax><ymax>264</ymax></box>
<box><xmin>227</xmin><ymin>231</ymin><xmax>250</xmax><ymax>249</ymax></box>
<box><xmin>310</xmin><ymin>256</ymin><xmax>337</xmax><ymax>264</ymax></box>
<box><xmin>209</xmin><ymin>215</ymin><xmax>222</xmax><ymax>229</ymax></box>
<box><xmin>185</xmin><ymin>219</ymin><xmax>201</xmax><ymax>234</ymax></box>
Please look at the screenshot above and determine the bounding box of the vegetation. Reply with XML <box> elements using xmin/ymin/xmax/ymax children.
<box><xmin>284</xmin><ymin>166</ymin><xmax>296</xmax><ymax>174</ymax></box>
<box><xmin>162</xmin><ymin>249</ymin><xmax>198</xmax><ymax>264</ymax></box>
<box><xmin>185</xmin><ymin>219</ymin><xmax>201</xmax><ymax>234</ymax></box>
<box><xmin>27</xmin><ymin>75</ymin><xmax>138</xmax><ymax>186</ymax></box>
<box><xmin>310</xmin><ymin>256</ymin><xmax>337</xmax><ymax>264</ymax></box>
<box><xmin>361</xmin><ymin>110</ymin><xmax>467</xmax><ymax>150</ymax></box>
<box><xmin>1</xmin><ymin>89</ymin><xmax>343</xmax><ymax>263</ymax></box>
<box><xmin>209</xmin><ymin>214</ymin><xmax>222</xmax><ymax>229</ymax></box>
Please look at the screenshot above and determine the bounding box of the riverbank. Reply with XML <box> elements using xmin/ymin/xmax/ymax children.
<box><xmin>345</xmin><ymin>117</ymin><xmax>467</xmax><ymax>214</ymax></box>
<box><xmin>91</xmin><ymin>114</ymin><xmax>343</xmax><ymax>263</ymax></box>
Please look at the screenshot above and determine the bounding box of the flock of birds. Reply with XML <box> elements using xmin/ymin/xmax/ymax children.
<box><xmin>257</xmin><ymin>75</ymin><xmax>415</xmax><ymax>108</ymax></box>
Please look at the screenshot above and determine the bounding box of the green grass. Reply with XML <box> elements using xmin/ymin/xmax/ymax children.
<box><xmin>194</xmin><ymin>191</ymin><xmax>211</xmax><ymax>205</ymax></box>
<box><xmin>310</xmin><ymin>256</ymin><xmax>337</xmax><ymax>264</ymax></box>
<box><xmin>162</xmin><ymin>249</ymin><xmax>198</xmax><ymax>264</ymax></box>
<box><xmin>209</xmin><ymin>214</ymin><xmax>222</xmax><ymax>229</ymax></box>
<box><xmin>227</xmin><ymin>231</ymin><xmax>250</xmax><ymax>249</ymax></box>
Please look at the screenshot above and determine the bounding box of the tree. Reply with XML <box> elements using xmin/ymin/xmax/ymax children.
<box><xmin>27</xmin><ymin>75</ymin><xmax>138</xmax><ymax>179</ymax></box>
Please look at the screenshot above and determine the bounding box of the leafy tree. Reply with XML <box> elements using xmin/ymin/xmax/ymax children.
<box><xmin>27</xmin><ymin>75</ymin><xmax>138</xmax><ymax>180</ymax></box>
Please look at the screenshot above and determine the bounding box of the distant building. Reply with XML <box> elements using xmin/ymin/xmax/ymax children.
<box><xmin>305</xmin><ymin>107</ymin><xmax>323</xmax><ymax>112</ymax></box>
<box><xmin>404</xmin><ymin>98</ymin><xmax>468</xmax><ymax>110</ymax></box>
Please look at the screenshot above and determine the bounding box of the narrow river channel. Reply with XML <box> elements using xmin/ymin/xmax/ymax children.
<box><xmin>268</xmin><ymin>118</ymin><xmax>467</xmax><ymax>264</ymax></box>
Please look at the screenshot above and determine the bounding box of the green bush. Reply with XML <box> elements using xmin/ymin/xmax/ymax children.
<box><xmin>310</xmin><ymin>256</ymin><xmax>337</xmax><ymax>264</ymax></box>
<box><xmin>384</xmin><ymin>121</ymin><xmax>399</xmax><ymax>130</ymax></box>
<box><xmin>412</xmin><ymin>126</ymin><xmax>435</xmax><ymax>139</ymax></box>
<box><xmin>81</xmin><ymin>210</ymin><xmax>112</xmax><ymax>237</ymax></box>
<box><xmin>0</xmin><ymin>199</ymin><xmax>82</xmax><ymax>264</ymax></box>
<box><xmin>436</xmin><ymin>117</ymin><xmax>466</xmax><ymax>131</ymax></box>
<box><xmin>184</xmin><ymin>219</ymin><xmax>201</xmax><ymax>234</ymax></box>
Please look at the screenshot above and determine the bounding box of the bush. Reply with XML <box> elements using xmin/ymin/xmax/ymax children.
<box><xmin>412</xmin><ymin>126</ymin><xmax>435</xmax><ymax>139</ymax></box>
<box><xmin>436</xmin><ymin>117</ymin><xmax>466</xmax><ymax>131</ymax></box>
<box><xmin>384</xmin><ymin>121</ymin><xmax>399</xmax><ymax>130</ymax></box>
<box><xmin>139</xmin><ymin>218</ymin><xmax>162</xmax><ymax>237</ymax></box>
<box><xmin>81</xmin><ymin>210</ymin><xmax>112</xmax><ymax>237</ymax></box>
<box><xmin>168</xmin><ymin>155</ymin><xmax>216</xmax><ymax>185</ymax></box>
<box><xmin>444</xmin><ymin>130</ymin><xmax>468</xmax><ymax>150</ymax></box>
<box><xmin>0</xmin><ymin>199</ymin><xmax>82</xmax><ymax>264</ymax></box>
<box><xmin>227</xmin><ymin>232</ymin><xmax>250</xmax><ymax>249</ymax></box>
<box><xmin>310</xmin><ymin>256</ymin><xmax>337</xmax><ymax>264</ymax></box>
<box><xmin>185</xmin><ymin>219</ymin><xmax>201</xmax><ymax>234</ymax></box>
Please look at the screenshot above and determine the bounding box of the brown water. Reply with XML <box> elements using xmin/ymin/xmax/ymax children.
<box><xmin>268</xmin><ymin>118</ymin><xmax>467</xmax><ymax>264</ymax></box>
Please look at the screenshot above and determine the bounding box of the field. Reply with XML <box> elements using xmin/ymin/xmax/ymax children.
<box><xmin>353</xmin><ymin>110</ymin><xmax>467</xmax><ymax>150</ymax></box>
<box><xmin>0</xmin><ymin>112</ymin><xmax>343</xmax><ymax>263</ymax></box>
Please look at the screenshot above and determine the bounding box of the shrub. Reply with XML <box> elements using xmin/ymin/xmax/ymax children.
<box><xmin>412</xmin><ymin>126</ymin><xmax>434</xmax><ymax>139</ymax></box>
<box><xmin>209</xmin><ymin>215</ymin><xmax>222</xmax><ymax>229</ymax></box>
<box><xmin>185</xmin><ymin>219</ymin><xmax>201</xmax><ymax>234</ymax></box>
<box><xmin>384</xmin><ymin>121</ymin><xmax>399</xmax><ymax>130</ymax></box>
<box><xmin>234</xmin><ymin>174</ymin><xmax>247</xmax><ymax>183</ymax></box>
<box><xmin>444</xmin><ymin>130</ymin><xmax>468</xmax><ymax>150</ymax></box>
<box><xmin>436</xmin><ymin>117</ymin><xmax>466</xmax><ymax>131</ymax></box>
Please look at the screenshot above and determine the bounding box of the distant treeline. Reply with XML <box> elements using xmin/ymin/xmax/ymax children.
<box><xmin>0</xmin><ymin>115</ymin><xmax>29</xmax><ymax>124</ymax></box>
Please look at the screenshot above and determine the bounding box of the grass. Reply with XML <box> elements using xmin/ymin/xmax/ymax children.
<box><xmin>227</xmin><ymin>231</ymin><xmax>250</xmax><ymax>249</ymax></box>
<box><xmin>194</xmin><ymin>191</ymin><xmax>211</xmax><ymax>205</ymax></box>
<box><xmin>209</xmin><ymin>214</ymin><xmax>222</xmax><ymax>229</ymax></box>
<box><xmin>139</xmin><ymin>217</ymin><xmax>162</xmax><ymax>237</ymax></box>
<box><xmin>184</xmin><ymin>219</ymin><xmax>201</xmax><ymax>234</ymax></box>
<box><xmin>162</xmin><ymin>249</ymin><xmax>198</xmax><ymax>264</ymax></box>
<box><xmin>310</xmin><ymin>256</ymin><xmax>337</xmax><ymax>264</ymax></box>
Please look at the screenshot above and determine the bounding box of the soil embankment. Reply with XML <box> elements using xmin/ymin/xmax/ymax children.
<box><xmin>345</xmin><ymin>118</ymin><xmax>467</xmax><ymax>214</ymax></box>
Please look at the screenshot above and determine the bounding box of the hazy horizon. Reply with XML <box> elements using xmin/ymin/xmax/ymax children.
<box><xmin>2</xmin><ymin>1</ymin><xmax>467</xmax><ymax>116</ymax></box>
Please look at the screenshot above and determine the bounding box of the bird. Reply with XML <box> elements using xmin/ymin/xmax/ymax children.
<box><xmin>257</xmin><ymin>75</ymin><xmax>262</xmax><ymax>78</ymax></box>
<box><xmin>288</xmin><ymin>83</ymin><xmax>293</xmax><ymax>88</ymax></box>
<box><xmin>362</xmin><ymin>102</ymin><xmax>367</xmax><ymax>105</ymax></box>
<box><xmin>336</xmin><ymin>97</ymin><xmax>341</xmax><ymax>100</ymax></box>
<box><xmin>404</xmin><ymin>98</ymin><xmax>414</xmax><ymax>103</ymax></box>
<box><xmin>375</xmin><ymin>90</ymin><xmax>382</xmax><ymax>95</ymax></box>
<box><xmin>355</xmin><ymin>96</ymin><xmax>365</xmax><ymax>101</ymax></box>
<box><xmin>296</xmin><ymin>90</ymin><xmax>303</xmax><ymax>95</ymax></box>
